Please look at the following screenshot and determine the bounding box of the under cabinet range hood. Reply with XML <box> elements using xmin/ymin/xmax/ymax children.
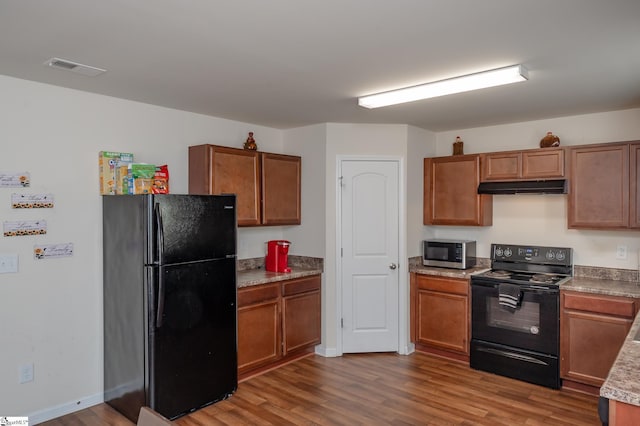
<box><xmin>477</xmin><ymin>179</ymin><xmax>567</xmax><ymax>195</ymax></box>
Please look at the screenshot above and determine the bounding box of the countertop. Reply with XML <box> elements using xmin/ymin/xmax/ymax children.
<box><xmin>237</xmin><ymin>266</ymin><xmax>322</xmax><ymax>288</ymax></box>
<box><xmin>409</xmin><ymin>265</ymin><xmax>490</xmax><ymax>279</ymax></box>
<box><xmin>237</xmin><ymin>255</ymin><xmax>323</xmax><ymax>288</ymax></box>
<box><xmin>408</xmin><ymin>256</ymin><xmax>491</xmax><ymax>279</ymax></box>
<box><xmin>561</xmin><ymin>276</ymin><xmax>640</xmax><ymax>298</ymax></box>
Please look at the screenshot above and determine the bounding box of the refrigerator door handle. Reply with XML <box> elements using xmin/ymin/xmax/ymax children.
<box><xmin>154</xmin><ymin>202</ymin><xmax>166</xmax><ymax>328</ymax></box>
<box><xmin>156</xmin><ymin>267</ymin><xmax>165</xmax><ymax>328</ymax></box>
<box><xmin>154</xmin><ymin>202</ymin><xmax>165</xmax><ymax>265</ymax></box>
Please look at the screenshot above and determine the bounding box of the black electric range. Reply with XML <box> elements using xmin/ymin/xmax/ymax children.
<box><xmin>470</xmin><ymin>243</ymin><xmax>573</xmax><ymax>389</ymax></box>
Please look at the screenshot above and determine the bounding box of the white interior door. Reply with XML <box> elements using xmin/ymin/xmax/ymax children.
<box><xmin>340</xmin><ymin>159</ymin><xmax>399</xmax><ymax>353</ymax></box>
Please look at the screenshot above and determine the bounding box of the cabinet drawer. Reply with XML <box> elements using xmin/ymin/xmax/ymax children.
<box><xmin>238</xmin><ymin>283</ymin><xmax>280</xmax><ymax>307</ymax></box>
<box><xmin>563</xmin><ymin>291</ymin><xmax>636</xmax><ymax>318</ymax></box>
<box><xmin>415</xmin><ymin>274</ymin><xmax>468</xmax><ymax>296</ymax></box>
<box><xmin>282</xmin><ymin>275</ymin><xmax>321</xmax><ymax>296</ymax></box>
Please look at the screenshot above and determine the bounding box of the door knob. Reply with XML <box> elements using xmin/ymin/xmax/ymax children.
<box><xmin>389</xmin><ymin>263</ymin><xmax>397</xmax><ymax>270</ymax></box>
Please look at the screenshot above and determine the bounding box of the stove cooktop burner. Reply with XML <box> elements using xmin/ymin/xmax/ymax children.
<box><xmin>484</xmin><ymin>270</ymin><xmax>511</xmax><ymax>279</ymax></box>
<box><xmin>478</xmin><ymin>270</ymin><xmax>568</xmax><ymax>286</ymax></box>
<box><xmin>530</xmin><ymin>274</ymin><xmax>561</xmax><ymax>284</ymax></box>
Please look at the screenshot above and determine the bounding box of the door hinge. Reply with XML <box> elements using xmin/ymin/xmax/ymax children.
<box><xmin>341</xmin><ymin>248</ymin><xmax>343</xmax><ymax>257</ymax></box>
<box><xmin>341</xmin><ymin>318</ymin><xmax>344</xmax><ymax>328</ymax></box>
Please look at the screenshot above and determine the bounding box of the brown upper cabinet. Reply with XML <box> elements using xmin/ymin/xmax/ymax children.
<box><xmin>424</xmin><ymin>154</ymin><xmax>492</xmax><ymax>226</ymax></box>
<box><xmin>189</xmin><ymin>145</ymin><xmax>301</xmax><ymax>227</ymax></box>
<box><xmin>261</xmin><ymin>152</ymin><xmax>302</xmax><ymax>226</ymax></box>
<box><xmin>481</xmin><ymin>148</ymin><xmax>565</xmax><ymax>181</ymax></box>
<box><xmin>567</xmin><ymin>141</ymin><xmax>640</xmax><ymax>229</ymax></box>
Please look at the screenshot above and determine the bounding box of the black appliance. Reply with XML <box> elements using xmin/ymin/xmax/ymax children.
<box><xmin>103</xmin><ymin>194</ymin><xmax>238</xmax><ymax>422</ymax></box>
<box><xmin>470</xmin><ymin>243</ymin><xmax>572</xmax><ymax>389</ymax></box>
<box><xmin>477</xmin><ymin>179</ymin><xmax>567</xmax><ymax>195</ymax></box>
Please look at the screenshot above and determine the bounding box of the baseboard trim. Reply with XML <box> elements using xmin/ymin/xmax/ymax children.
<box><xmin>400</xmin><ymin>342</ymin><xmax>416</xmax><ymax>355</ymax></box>
<box><xmin>314</xmin><ymin>345</ymin><xmax>338</xmax><ymax>357</ymax></box>
<box><xmin>29</xmin><ymin>392</ymin><xmax>103</xmax><ymax>425</ymax></box>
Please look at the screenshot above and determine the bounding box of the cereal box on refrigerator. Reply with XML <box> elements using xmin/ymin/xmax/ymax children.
<box><xmin>99</xmin><ymin>151</ymin><xmax>134</xmax><ymax>195</ymax></box>
<box><xmin>127</xmin><ymin>163</ymin><xmax>156</xmax><ymax>194</ymax></box>
<box><xmin>152</xmin><ymin>165</ymin><xmax>169</xmax><ymax>194</ymax></box>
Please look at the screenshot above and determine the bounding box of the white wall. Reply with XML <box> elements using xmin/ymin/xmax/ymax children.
<box><xmin>282</xmin><ymin>124</ymin><xmax>327</xmax><ymax>258</ymax></box>
<box><xmin>431</xmin><ymin>108</ymin><xmax>640</xmax><ymax>268</ymax></box>
<box><xmin>407</xmin><ymin>126</ymin><xmax>437</xmax><ymax>256</ymax></box>
<box><xmin>0</xmin><ymin>75</ymin><xmax>294</xmax><ymax>421</ymax></box>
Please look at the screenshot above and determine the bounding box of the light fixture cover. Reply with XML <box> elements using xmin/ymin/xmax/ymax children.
<box><xmin>45</xmin><ymin>57</ymin><xmax>106</xmax><ymax>77</ymax></box>
<box><xmin>358</xmin><ymin>65</ymin><xmax>528</xmax><ymax>109</ymax></box>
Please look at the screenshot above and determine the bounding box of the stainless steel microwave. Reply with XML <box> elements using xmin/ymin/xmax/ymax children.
<box><xmin>422</xmin><ymin>239</ymin><xmax>476</xmax><ymax>270</ymax></box>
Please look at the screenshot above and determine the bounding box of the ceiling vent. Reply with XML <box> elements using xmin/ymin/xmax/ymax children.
<box><xmin>44</xmin><ymin>58</ymin><xmax>106</xmax><ymax>77</ymax></box>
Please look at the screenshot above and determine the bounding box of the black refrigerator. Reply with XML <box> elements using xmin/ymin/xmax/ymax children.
<box><xmin>103</xmin><ymin>194</ymin><xmax>237</xmax><ymax>422</ymax></box>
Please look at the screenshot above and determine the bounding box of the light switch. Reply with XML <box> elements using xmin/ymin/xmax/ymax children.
<box><xmin>0</xmin><ymin>254</ymin><xmax>19</xmax><ymax>273</ymax></box>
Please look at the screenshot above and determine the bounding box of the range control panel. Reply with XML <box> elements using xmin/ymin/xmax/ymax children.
<box><xmin>491</xmin><ymin>244</ymin><xmax>572</xmax><ymax>266</ymax></box>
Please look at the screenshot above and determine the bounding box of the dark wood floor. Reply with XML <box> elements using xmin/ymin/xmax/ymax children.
<box><xmin>42</xmin><ymin>352</ymin><xmax>600</xmax><ymax>425</ymax></box>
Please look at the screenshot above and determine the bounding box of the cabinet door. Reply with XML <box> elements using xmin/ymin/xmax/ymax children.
<box><xmin>282</xmin><ymin>290</ymin><xmax>321</xmax><ymax>355</ymax></box>
<box><xmin>261</xmin><ymin>153</ymin><xmax>301</xmax><ymax>225</ymax></box>
<box><xmin>237</xmin><ymin>284</ymin><xmax>281</xmax><ymax>373</ymax></box>
<box><xmin>481</xmin><ymin>152</ymin><xmax>521</xmax><ymax>181</ymax></box>
<box><xmin>522</xmin><ymin>148</ymin><xmax>565</xmax><ymax>179</ymax></box>
<box><xmin>424</xmin><ymin>155</ymin><xmax>492</xmax><ymax>226</ymax></box>
<box><xmin>568</xmin><ymin>143</ymin><xmax>629</xmax><ymax>229</ymax></box>
<box><xmin>414</xmin><ymin>275</ymin><xmax>469</xmax><ymax>356</ymax></box>
<box><xmin>188</xmin><ymin>145</ymin><xmax>261</xmax><ymax>226</ymax></box>
<box><xmin>630</xmin><ymin>142</ymin><xmax>640</xmax><ymax>228</ymax></box>
<box><xmin>282</xmin><ymin>275</ymin><xmax>321</xmax><ymax>355</ymax></box>
<box><xmin>416</xmin><ymin>289</ymin><xmax>468</xmax><ymax>354</ymax></box>
<box><xmin>560</xmin><ymin>309</ymin><xmax>632</xmax><ymax>387</ymax></box>
<box><xmin>560</xmin><ymin>291</ymin><xmax>637</xmax><ymax>388</ymax></box>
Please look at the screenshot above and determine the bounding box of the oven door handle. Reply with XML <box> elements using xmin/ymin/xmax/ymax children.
<box><xmin>476</xmin><ymin>346</ymin><xmax>549</xmax><ymax>366</ymax></box>
<box><xmin>471</xmin><ymin>280</ymin><xmax>558</xmax><ymax>294</ymax></box>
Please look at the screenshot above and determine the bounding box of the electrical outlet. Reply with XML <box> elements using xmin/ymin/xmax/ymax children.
<box><xmin>616</xmin><ymin>245</ymin><xmax>628</xmax><ymax>260</ymax></box>
<box><xmin>19</xmin><ymin>363</ymin><xmax>34</xmax><ymax>384</ymax></box>
<box><xmin>0</xmin><ymin>254</ymin><xmax>19</xmax><ymax>273</ymax></box>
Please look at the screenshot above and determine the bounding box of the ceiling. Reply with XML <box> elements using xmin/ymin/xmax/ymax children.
<box><xmin>1</xmin><ymin>0</ymin><xmax>639</xmax><ymax>132</ymax></box>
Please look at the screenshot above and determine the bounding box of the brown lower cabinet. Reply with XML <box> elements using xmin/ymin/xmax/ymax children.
<box><xmin>610</xmin><ymin>400</ymin><xmax>640</xmax><ymax>426</ymax></box>
<box><xmin>560</xmin><ymin>291</ymin><xmax>638</xmax><ymax>391</ymax></box>
<box><xmin>237</xmin><ymin>275</ymin><xmax>321</xmax><ymax>379</ymax></box>
<box><xmin>411</xmin><ymin>273</ymin><xmax>470</xmax><ymax>361</ymax></box>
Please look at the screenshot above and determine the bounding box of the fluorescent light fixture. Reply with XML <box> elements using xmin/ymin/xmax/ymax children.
<box><xmin>44</xmin><ymin>57</ymin><xmax>106</xmax><ymax>77</ymax></box>
<box><xmin>358</xmin><ymin>65</ymin><xmax>528</xmax><ymax>109</ymax></box>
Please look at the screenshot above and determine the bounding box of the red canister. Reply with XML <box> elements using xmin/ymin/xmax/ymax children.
<box><xmin>265</xmin><ymin>240</ymin><xmax>291</xmax><ymax>272</ymax></box>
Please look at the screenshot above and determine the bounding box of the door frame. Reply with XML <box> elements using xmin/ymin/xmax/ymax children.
<box><xmin>335</xmin><ymin>155</ymin><xmax>410</xmax><ymax>356</ymax></box>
